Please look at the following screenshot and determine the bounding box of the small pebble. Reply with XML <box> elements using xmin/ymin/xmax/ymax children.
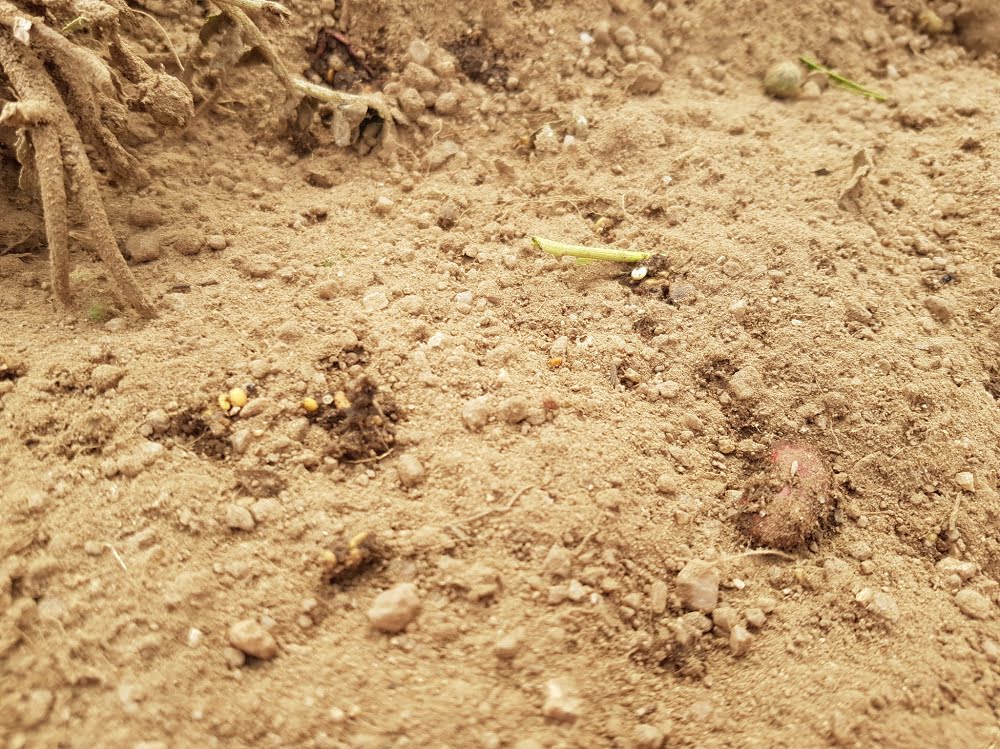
<box><xmin>955</xmin><ymin>471</ymin><xmax>976</xmax><ymax>492</ymax></box>
<box><xmin>228</xmin><ymin>619</ymin><xmax>278</xmax><ymax>660</ymax></box>
<box><xmin>91</xmin><ymin>364</ymin><xmax>125</xmax><ymax>393</ymax></box>
<box><xmin>224</xmin><ymin>504</ymin><xmax>255</xmax><ymax>531</ymax></box>
<box><xmin>494</xmin><ymin>627</ymin><xmax>525</xmax><ymax>659</ymax></box>
<box><xmin>744</xmin><ymin>607</ymin><xmax>766</xmax><ymax>628</ymax></box>
<box><xmin>626</xmin><ymin>62</ymin><xmax>664</xmax><ymax>95</ymax></box>
<box><xmin>633</xmin><ymin>723</ymin><xmax>666</xmax><ymax>749</ymax></box>
<box><xmin>397</xmin><ymin>454</ymin><xmax>426</xmax><ymax>488</ymax></box>
<box><xmin>461</xmin><ymin>396</ymin><xmax>492</xmax><ymax>431</ymax></box>
<box><xmin>542</xmin><ymin>678</ymin><xmax>583</xmax><ymax>723</ymax></box>
<box><xmin>729</xmin><ymin>625</ymin><xmax>753</xmax><ymax>656</ymax></box>
<box><xmin>497</xmin><ymin>395</ymin><xmax>530</xmax><ymax>424</ymax></box>
<box><xmin>434</xmin><ymin>91</ymin><xmax>459</xmax><ymax>115</ymax></box>
<box><xmin>542</xmin><ymin>545</ymin><xmax>572</xmax><ymax>578</ymax></box>
<box><xmin>367</xmin><ymin>583</ymin><xmax>421</xmax><ymax>633</ymax></box>
<box><xmin>612</xmin><ymin>25</ymin><xmax>638</xmax><ymax>46</ymax></box>
<box><xmin>373</xmin><ymin>196</ymin><xmax>394</xmax><ymax>215</ymax></box>
<box><xmin>954</xmin><ymin>589</ymin><xmax>992</xmax><ymax>620</ymax></box>
<box><xmin>363</xmin><ymin>290</ymin><xmax>390</xmax><ymax>311</ymax></box>
<box><xmin>676</xmin><ymin>559</ymin><xmax>720</xmax><ymax>613</ymax></box>
<box><xmin>407</xmin><ymin>39</ymin><xmax>432</xmax><ymax>65</ymax></box>
<box><xmin>206</xmin><ymin>235</ymin><xmax>228</xmax><ymax>251</ymax></box>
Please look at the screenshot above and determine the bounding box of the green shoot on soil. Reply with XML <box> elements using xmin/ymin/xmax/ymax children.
<box><xmin>531</xmin><ymin>236</ymin><xmax>652</xmax><ymax>266</ymax></box>
<box><xmin>799</xmin><ymin>56</ymin><xmax>887</xmax><ymax>101</ymax></box>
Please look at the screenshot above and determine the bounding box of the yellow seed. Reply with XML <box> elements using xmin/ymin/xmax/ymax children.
<box><xmin>548</xmin><ymin>357</ymin><xmax>563</xmax><ymax>368</ymax></box>
<box><xmin>228</xmin><ymin>387</ymin><xmax>248</xmax><ymax>408</ymax></box>
<box><xmin>302</xmin><ymin>396</ymin><xmax>319</xmax><ymax>413</ymax></box>
<box><xmin>333</xmin><ymin>391</ymin><xmax>352</xmax><ymax>410</ymax></box>
<box><xmin>218</xmin><ymin>393</ymin><xmax>231</xmax><ymax>411</ymax></box>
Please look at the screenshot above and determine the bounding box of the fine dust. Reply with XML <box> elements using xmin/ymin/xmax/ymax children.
<box><xmin>2</xmin><ymin>1</ymin><xmax>1000</xmax><ymax>747</ymax></box>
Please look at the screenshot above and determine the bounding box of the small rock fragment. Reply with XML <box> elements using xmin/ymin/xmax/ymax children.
<box><xmin>224</xmin><ymin>504</ymin><xmax>255</xmax><ymax>531</ymax></box>
<box><xmin>495</xmin><ymin>627</ymin><xmax>525</xmax><ymax>659</ymax></box>
<box><xmin>542</xmin><ymin>545</ymin><xmax>572</xmax><ymax>578</ymax></box>
<box><xmin>461</xmin><ymin>396</ymin><xmax>492</xmax><ymax>431</ymax></box>
<box><xmin>955</xmin><ymin>471</ymin><xmax>976</xmax><ymax>492</ymax></box>
<box><xmin>855</xmin><ymin>588</ymin><xmax>901</xmax><ymax>622</ymax></box>
<box><xmin>91</xmin><ymin>364</ymin><xmax>125</xmax><ymax>393</ymax></box>
<box><xmin>744</xmin><ymin>607</ymin><xmax>766</xmax><ymax>628</ymax></box>
<box><xmin>633</xmin><ymin>723</ymin><xmax>666</xmax><ymax>749</ymax></box>
<box><xmin>373</xmin><ymin>195</ymin><xmax>394</xmax><ymax>215</ymax></box>
<box><xmin>936</xmin><ymin>557</ymin><xmax>978</xmax><ymax>581</ymax></box>
<box><xmin>954</xmin><ymin>589</ymin><xmax>992</xmax><ymax>620</ymax></box>
<box><xmin>542</xmin><ymin>678</ymin><xmax>583</xmax><ymax>723</ymax></box>
<box><xmin>727</xmin><ymin>366</ymin><xmax>762</xmax><ymax>401</ymax></box>
<box><xmin>397</xmin><ymin>453</ymin><xmax>426</xmax><ymax>488</ymax></box>
<box><xmin>650</xmin><ymin>581</ymin><xmax>668</xmax><ymax>614</ymax></box>
<box><xmin>729</xmin><ymin>624</ymin><xmax>753</xmax><ymax>656</ymax></box>
<box><xmin>426</xmin><ymin>140</ymin><xmax>460</xmax><ymax>170</ymax></box>
<box><xmin>497</xmin><ymin>395</ymin><xmax>530</xmax><ymax>424</ymax></box>
<box><xmin>676</xmin><ymin>559</ymin><xmax>720</xmax><ymax>613</ymax></box>
<box><xmin>367</xmin><ymin>583</ymin><xmax>421</xmax><ymax>633</ymax></box>
<box><xmin>626</xmin><ymin>62</ymin><xmax>664</xmax><ymax>94</ymax></box>
<box><xmin>228</xmin><ymin>619</ymin><xmax>278</xmax><ymax>660</ymax></box>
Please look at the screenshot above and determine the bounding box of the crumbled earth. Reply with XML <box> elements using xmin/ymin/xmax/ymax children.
<box><xmin>2</xmin><ymin>1</ymin><xmax>1000</xmax><ymax>747</ymax></box>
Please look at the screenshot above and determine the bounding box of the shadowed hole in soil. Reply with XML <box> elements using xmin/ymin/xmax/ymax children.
<box><xmin>445</xmin><ymin>29</ymin><xmax>510</xmax><ymax>86</ymax></box>
<box><xmin>163</xmin><ymin>408</ymin><xmax>231</xmax><ymax>459</ymax></box>
<box><xmin>309</xmin><ymin>374</ymin><xmax>400</xmax><ymax>461</ymax></box>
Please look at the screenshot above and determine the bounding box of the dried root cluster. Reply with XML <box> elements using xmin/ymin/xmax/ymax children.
<box><xmin>0</xmin><ymin>0</ymin><xmax>400</xmax><ymax>316</ymax></box>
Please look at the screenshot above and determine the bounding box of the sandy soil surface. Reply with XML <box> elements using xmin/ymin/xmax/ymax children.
<box><xmin>2</xmin><ymin>1</ymin><xmax>1000</xmax><ymax>747</ymax></box>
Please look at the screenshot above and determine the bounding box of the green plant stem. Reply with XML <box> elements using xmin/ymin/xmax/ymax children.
<box><xmin>531</xmin><ymin>236</ymin><xmax>652</xmax><ymax>265</ymax></box>
<box><xmin>799</xmin><ymin>56</ymin><xmax>886</xmax><ymax>101</ymax></box>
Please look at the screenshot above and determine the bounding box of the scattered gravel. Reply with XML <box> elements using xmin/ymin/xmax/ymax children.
<box><xmin>228</xmin><ymin>619</ymin><xmax>278</xmax><ymax>660</ymax></box>
<box><xmin>368</xmin><ymin>583</ymin><xmax>421</xmax><ymax>633</ymax></box>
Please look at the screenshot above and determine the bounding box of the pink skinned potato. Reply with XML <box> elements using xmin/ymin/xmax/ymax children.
<box><xmin>735</xmin><ymin>441</ymin><xmax>833</xmax><ymax>550</ymax></box>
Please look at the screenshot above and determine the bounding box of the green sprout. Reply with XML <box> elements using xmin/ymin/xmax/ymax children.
<box><xmin>86</xmin><ymin>298</ymin><xmax>116</xmax><ymax>323</ymax></box>
<box><xmin>531</xmin><ymin>236</ymin><xmax>652</xmax><ymax>266</ymax></box>
<box><xmin>799</xmin><ymin>56</ymin><xmax>887</xmax><ymax>101</ymax></box>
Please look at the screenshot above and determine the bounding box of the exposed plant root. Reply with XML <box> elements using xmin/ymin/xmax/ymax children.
<box><xmin>0</xmin><ymin>20</ymin><xmax>157</xmax><ymax>315</ymax></box>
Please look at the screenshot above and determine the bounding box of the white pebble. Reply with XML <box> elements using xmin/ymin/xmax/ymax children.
<box><xmin>408</xmin><ymin>39</ymin><xmax>431</xmax><ymax>65</ymax></box>
<box><xmin>187</xmin><ymin>627</ymin><xmax>203</xmax><ymax>647</ymax></box>
<box><xmin>676</xmin><ymin>559</ymin><xmax>720</xmax><ymax>612</ymax></box>
<box><xmin>228</xmin><ymin>619</ymin><xmax>278</xmax><ymax>660</ymax></box>
<box><xmin>455</xmin><ymin>291</ymin><xmax>473</xmax><ymax>305</ymax></box>
<box><xmin>542</xmin><ymin>678</ymin><xmax>583</xmax><ymax>723</ymax></box>
<box><xmin>461</xmin><ymin>396</ymin><xmax>492</xmax><ymax>431</ymax></box>
<box><xmin>955</xmin><ymin>471</ymin><xmax>976</xmax><ymax>492</ymax></box>
<box><xmin>373</xmin><ymin>195</ymin><xmax>394</xmax><ymax>215</ymax></box>
<box><xmin>363</xmin><ymin>290</ymin><xmax>390</xmax><ymax>311</ymax></box>
<box><xmin>367</xmin><ymin>583</ymin><xmax>421</xmax><ymax>633</ymax></box>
